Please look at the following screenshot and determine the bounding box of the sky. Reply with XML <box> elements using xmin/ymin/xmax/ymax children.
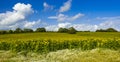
<box><xmin>0</xmin><ymin>0</ymin><xmax>120</xmax><ymax>31</ymax></box>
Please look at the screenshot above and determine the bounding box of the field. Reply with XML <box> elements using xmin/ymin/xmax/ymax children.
<box><xmin>0</xmin><ymin>32</ymin><xmax>120</xmax><ymax>62</ymax></box>
<box><xmin>0</xmin><ymin>32</ymin><xmax>120</xmax><ymax>41</ymax></box>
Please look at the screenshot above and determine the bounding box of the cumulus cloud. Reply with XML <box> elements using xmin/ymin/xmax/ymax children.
<box><xmin>45</xmin><ymin>22</ymin><xmax>98</xmax><ymax>31</ymax></box>
<box><xmin>45</xmin><ymin>25</ymin><xmax>59</xmax><ymax>31</ymax></box>
<box><xmin>48</xmin><ymin>14</ymin><xmax>67</xmax><ymax>22</ymax></box>
<box><xmin>97</xmin><ymin>16</ymin><xmax>120</xmax><ymax>31</ymax></box>
<box><xmin>24</xmin><ymin>19</ymin><xmax>41</xmax><ymax>28</ymax></box>
<box><xmin>0</xmin><ymin>3</ymin><xmax>33</xmax><ymax>26</ymax></box>
<box><xmin>0</xmin><ymin>3</ymin><xmax>43</xmax><ymax>30</ymax></box>
<box><xmin>43</xmin><ymin>2</ymin><xmax>53</xmax><ymax>11</ymax></box>
<box><xmin>58</xmin><ymin>22</ymin><xmax>71</xmax><ymax>28</ymax></box>
<box><xmin>59</xmin><ymin>0</ymin><xmax>72</xmax><ymax>12</ymax></box>
<box><xmin>48</xmin><ymin>13</ymin><xmax>84</xmax><ymax>22</ymax></box>
<box><xmin>46</xmin><ymin>16</ymin><xmax>120</xmax><ymax>31</ymax></box>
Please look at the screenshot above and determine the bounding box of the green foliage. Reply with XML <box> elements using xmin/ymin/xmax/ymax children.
<box><xmin>96</xmin><ymin>28</ymin><xmax>118</xmax><ymax>32</ymax></box>
<box><xmin>14</xmin><ymin>28</ymin><xmax>23</xmax><ymax>33</ymax></box>
<box><xmin>106</xmin><ymin>28</ymin><xmax>118</xmax><ymax>32</ymax></box>
<box><xmin>23</xmin><ymin>28</ymin><xmax>33</xmax><ymax>33</ymax></box>
<box><xmin>8</xmin><ymin>30</ymin><xmax>14</xmax><ymax>33</ymax></box>
<box><xmin>0</xmin><ymin>30</ymin><xmax>7</xmax><ymax>34</ymax></box>
<box><xmin>58</xmin><ymin>28</ymin><xmax>68</xmax><ymax>33</ymax></box>
<box><xmin>0</xmin><ymin>39</ymin><xmax>120</xmax><ymax>53</ymax></box>
<box><xmin>35</xmin><ymin>28</ymin><xmax>46</xmax><ymax>32</ymax></box>
<box><xmin>68</xmin><ymin>27</ymin><xmax>77</xmax><ymax>34</ymax></box>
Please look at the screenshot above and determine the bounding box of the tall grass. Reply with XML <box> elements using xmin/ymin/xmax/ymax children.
<box><xmin>0</xmin><ymin>39</ymin><xmax>120</xmax><ymax>53</ymax></box>
<box><xmin>0</xmin><ymin>48</ymin><xmax>120</xmax><ymax>62</ymax></box>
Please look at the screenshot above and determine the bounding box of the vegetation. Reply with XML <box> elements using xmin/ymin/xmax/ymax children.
<box><xmin>23</xmin><ymin>28</ymin><xmax>33</xmax><ymax>33</ymax></box>
<box><xmin>0</xmin><ymin>32</ymin><xmax>120</xmax><ymax>53</ymax></box>
<box><xmin>68</xmin><ymin>27</ymin><xmax>77</xmax><ymax>34</ymax></box>
<box><xmin>14</xmin><ymin>28</ymin><xmax>23</xmax><ymax>33</ymax></box>
<box><xmin>96</xmin><ymin>28</ymin><xmax>118</xmax><ymax>32</ymax></box>
<box><xmin>0</xmin><ymin>48</ymin><xmax>120</xmax><ymax>62</ymax></box>
<box><xmin>0</xmin><ymin>27</ymin><xmax>119</xmax><ymax>35</ymax></box>
<box><xmin>0</xmin><ymin>29</ymin><xmax>120</xmax><ymax>62</ymax></box>
<box><xmin>58</xmin><ymin>27</ymin><xmax>77</xmax><ymax>34</ymax></box>
<box><xmin>0</xmin><ymin>39</ymin><xmax>120</xmax><ymax>53</ymax></box>
<box><xmin>36</xmin><ymin>28</ymin><xmax>46</xmax><ymax>32</ymax></box>
<box><xmin>58</xmin><ymin>28</ymin><xmax>68</xmax><ymax>33</ymax></box>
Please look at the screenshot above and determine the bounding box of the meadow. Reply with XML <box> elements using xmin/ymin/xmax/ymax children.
<box><xmin>0</xmin><ymin>32</ymin><xmax>120</xmax><ymax>62</ymax></box>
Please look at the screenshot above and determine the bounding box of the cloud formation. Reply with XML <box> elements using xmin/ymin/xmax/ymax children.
<box><xmin>46</xmin><ymin>16</ymin><xmax>120</xmax><ymax>31</ymax></box>
<box><xmin>0</xmin><ymin>3</ymin><xmax>33</xmax><ymax>26</ymax></box>
<box><xmin>0</xmin><ymin>3</ymin><xmax>41</xmax><ymax>30</ymax></box>
<box><xmin>43</xmin><ymin>2</ymin><xmax>53</xmax><ymax>11</ymax></box>
<box><xmin>97</xmin><ymin>16</ymin><xmax>120</xmax><ymax>31</ymax></box>
<box><xmin>45</xmin><ymin>22</ymin><xmax>98</xmax><ymax>31</ymax></box>
<box><xmin>59</xmin><ymin>0</ymin><xmax>72</xmax><ymax>12</ymax></box>
<box><xmin>48</xmin><ymin>13</ymin><xmax>84</xmax><ymax>22</ymax></box>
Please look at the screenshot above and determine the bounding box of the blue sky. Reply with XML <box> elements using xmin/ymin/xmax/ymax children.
<box><xmin>0</xmin><ymin>0</ymin><xmax>120</xmax><ymax>31</ymax></box>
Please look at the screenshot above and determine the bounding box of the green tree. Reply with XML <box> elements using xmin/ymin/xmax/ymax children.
<box><xmin>106</xmin><ymin>28</ymin><xmax>118</xmax><ymax>32</ymax></box>
<box><xmin>96</xmin><ymin>29</ymin><xmax>107</xmax><ymax>32</ymax></box>
<box><xmin>23</xmin><ymin>28</ymin><xmax>33</xmax><ymax>33</ymax></box>
<box><xmin>96</xmin><ymin>28</ymin><xmax>118</xmax><ymax>32</ymax></box>
<box><xmin>68</xmin><ymin>27</ymin><xmax>77</xmax><ymax>34</ymax></box>
<box><xmin>35</xmin><ymin>28</ymin><xmax>46</xmax><ymax>32</ymax></box>
<box><xmin>58</xmin><ymin>28</ymin><xmax>68</xmax><ymax>33</ymax></box>
<box><xmin>14</xmin><ymin>28</ymin><xmax>23</xmax><ymax>33</ymax></box>
<box><xmin>8</xmin><ymin>30</ymin><xmax>13</xmax><ymax>33</ymax></box>
<box><xmin>0</xmin><ymin>30</ymin><xmax>7</xmax><ymax>34</ymax></box>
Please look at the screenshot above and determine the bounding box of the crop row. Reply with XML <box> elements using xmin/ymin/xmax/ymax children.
<box><xmin>0</xmin><ymin>39</ymin><xmax>120</xmax><ymax>53</ymax></box>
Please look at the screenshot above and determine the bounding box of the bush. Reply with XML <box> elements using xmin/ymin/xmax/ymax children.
<box><xmin>8</xmin><ymin>30</ymin><xmax>13</xmax><ymax>34</ymax></box>
<box><xmin>58</xmin><ymin>28</ymin><xmax>68</xmax><ymax>33</ymax></box>
<box><xmin>96</xmin><ymin>28</ymin><xmax>118</xmax><ymax>32</ymax></box>
<box><xmin>36</xmin><ymin>28</ymin><xmax>46</xmax><ymax>32</ymax></box>
<box><xmin>68</xmin><ymin>27</ymin><xmax>77</xmax><ymax>34</ymax></box>
<box><xmin>106</xmin><ymin>28</ymin><xmax>118</xmax><ymax>32</ymax></box>
<box><xmin>0</xmin><ymin>30</ymin><xmax>7</xmax><ymax>34</ymax></box>
<box><xmin>23</xmin><ymin>28</ymin><xmax>33</xmax><ymax>33</ymax></box>
<box><xmin>14</xmin><ymin>28</ymin><xmax>23</xmax><ymax>33</ymax></box>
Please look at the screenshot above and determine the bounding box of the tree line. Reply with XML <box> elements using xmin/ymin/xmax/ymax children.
<box><xmin>0</xmin><ymin>27</ymin><xmax>118</xmax><ymax>34</ymax></box>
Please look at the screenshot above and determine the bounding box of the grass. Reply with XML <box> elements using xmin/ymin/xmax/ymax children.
<box><xmin>0</xmin><ymin>32</ymin><xmax>120</xmax><ymax>62</ymax></box>
<box><xmin>0</xmin><ymin>32</ymin><xmax>120</xmax><ymax>41</ymax></box>
<box><xmin>0</xmin><ymin>48</ymin><xmax>120</xmax><ymax>62</ymax></box>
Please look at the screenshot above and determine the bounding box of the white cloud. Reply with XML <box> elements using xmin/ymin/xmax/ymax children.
<box><xmin>48</xmin><ymin>14</ymin><xmax>68</xmax><ymax>22</ymax></box>
<box><xmin>48</xmin><ymin>13</ymin><xmax>84</xmax><ymax>22</ymax></box>
<box><xmin>48</xmin><ymin>13</ymin><xmax>67</xmax><ymax>22</ymax></box>
<box><xmin>45</xmin><ymin>25</ymin><xmax>58</xmax><ymax>31</ymax></box>
<box><xmin>0</xmin><ymin>3</ymin><xmax>33</xmax><ymax>26</ymax></box>
<box><xmin>59</xmin><ymin>0</ymin><xmax>72</xmax><ymax>12</ymax></box>
<box><xmin>97</xmin><ymin>16</ymin><xmax>120</xmax><ymax>31</ymax></box>
<box><xmin>13</xmin><ymin>3</ymin><xmax>33</xmax><ymax>15</ymax></box>
<box><xmin>43</xmin><ymin>2</ymin><xmax>53</xmax><ymax>11</ymax></box>
<box><xmin>45</xmin><ymin>22</ymin><xmax>98</xmax><ymax>31</ymax></box>
<box><xmin>24</xmin><ymin>19</ymin><xmax>41</xmax><ymax>28</ymax></box>
<box><xmin>58</xmin><ymin>22</ymin><xmax>71</xmax><ymax>28</ymax></box>
<box><xmin>70</xmin><ymin>13</ymin><xmax>84</xmax><ymax>21</ymax></box>
<box><xmin>73</xmin><ymin>24</ymin><xmax>98</xmax><ymax>31</ymax></box>
<box><xmin>45</xmin><ymin>16</ymin><xmax>120</xmax><ymax>31</ymax></box>
<box><xmin>0</xmin><ymin>3</ymin><xmax>41</xmax><ymax>30</ymax></box>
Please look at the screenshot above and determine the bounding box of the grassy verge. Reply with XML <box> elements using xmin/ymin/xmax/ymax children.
<box><xmin>0</xmin><ymin>48</ymin><xmax>120</xmax><ymax>62</ymax></box>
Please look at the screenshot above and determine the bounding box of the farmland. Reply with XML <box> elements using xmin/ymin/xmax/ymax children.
<box><xmin>0</xmin><ymin>32</ymin><xmax>120</xmax><ymax>41</ymax></box>
<box><xmin>0</xmin><ymin>32</ymin><xmax>120</xmax><ymax>62</ymax></box>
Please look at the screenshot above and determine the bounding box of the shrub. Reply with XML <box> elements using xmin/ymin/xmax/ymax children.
<box><xmin>23</xmin><ymin>28</ymin><xmax>33</xmax><ymax>33</ymax></box>
<box><xmin>58</xmin><ymin>28</ymin><xmax>68</xmax><ymax>33</ymax></box>
<box><xmin>68</xmin><ymin>27</ymin><xmax>77</xmax><ymax>34</ymax></box>
<box><xmin>36</xmin><ymin>28</ymin><xmax>46</xmax><ymax>32</ymax></box>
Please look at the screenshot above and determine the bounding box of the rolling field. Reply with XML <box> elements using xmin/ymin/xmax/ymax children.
<box><xmin>0</xmin><ymin>32</ymin><xmax>120</xmax><ymax>41</ymax></box>
<box><xmin>0</xmin><ymin>32</ymin><xmax>120</xmax><ymax>62</ymax></box>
